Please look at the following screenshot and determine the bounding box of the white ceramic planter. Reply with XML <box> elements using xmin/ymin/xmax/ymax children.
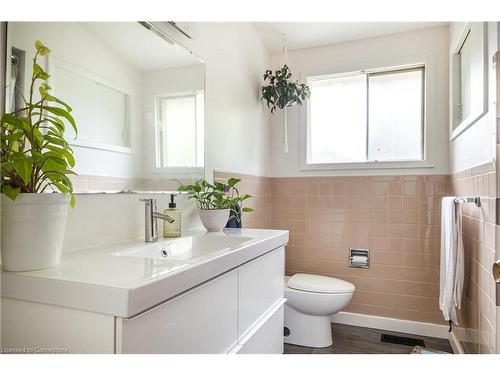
<box><xmin>1</xmin><ymin>193</ymin><xmax>69</xmax><ymax>271</ymax></box>
<box><xmin>198</xmin><ymin>209</ymin><xmax>230</xmax><ymax>232</ymax></box>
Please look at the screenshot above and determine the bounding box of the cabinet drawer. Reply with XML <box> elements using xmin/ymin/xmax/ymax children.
<box><xmin>237</xmin><ymin>302</ymin><xmax>284</xmax><ymax>354</ymax></box>
<box><xmin>120</xmin><ymin>270</ymin><xmax>238</xmax><ymax>354</ymax></box>
<box><xmin>238</xmin><ymin>247</ymin><xmax>284</xmax><ymax>338</ymax></box>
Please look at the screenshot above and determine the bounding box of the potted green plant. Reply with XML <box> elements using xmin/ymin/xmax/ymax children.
<box><xmin>178</xmin><ymin>178</ymin><xmax>253</xmax><ymax>232</ymax></box>
<box><xmin>261</xmin><ymin>64</ymin><xmax>310</xmax><ymax>113</ymax></box>
<box><xmin>1</xmin><ymin>40</ymin><xmax>77</xmax><ymax>271</ymax></box>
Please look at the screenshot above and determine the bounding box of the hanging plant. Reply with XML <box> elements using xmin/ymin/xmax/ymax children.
<box><xmin>261</xmin><ymin>64</ymin><xmax>310</xmax><ymax>114</ymax></box>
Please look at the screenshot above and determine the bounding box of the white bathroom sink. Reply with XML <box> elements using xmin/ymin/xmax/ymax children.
<box><xmin>1</xmin><ymin>228</ymin><xmax>288</xmax><ymax>317</ymax></box>
<box><xmin>113</xmin><ymin>233</ymin><xmax>253</xmax><ymax>262</ymax></box>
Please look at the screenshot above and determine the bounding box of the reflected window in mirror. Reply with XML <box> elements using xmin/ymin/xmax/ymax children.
<box><xmin>155</xmin><ymin>91</ymin><xmax>204</xmax><ymax>170</ymax></box>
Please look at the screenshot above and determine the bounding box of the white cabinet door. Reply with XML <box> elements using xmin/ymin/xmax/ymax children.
<box><xmin>1</xmin><ymin>298</ymin><xmax>115</xmax><ymax>354</ymax></box>
<box><xmin>236</xmin><ymin>303</ymin><xmax>284</xmax><ymax>354</ymax></box>
<box><xmin>120</xmin><ymin>270</ymin><xmax>238</xmax><ymax>353</ymax></box>
<box><xmin>238</xmin><ymin>247</ymin><xmax>284</xmax><ymax>338</ymax></box>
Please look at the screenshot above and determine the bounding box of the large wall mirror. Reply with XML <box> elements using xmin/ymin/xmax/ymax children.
<box><xmin>5</xmin><ymin>22</ymin><xmax>205</xmax><ymax>192</ymax></box>
<box><xmin>450</xmin><ymin>22</ymin><xmax>488</xmax><ymax>140</ymax></box>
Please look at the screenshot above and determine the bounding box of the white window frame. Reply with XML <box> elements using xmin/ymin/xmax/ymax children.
<box><xmin>300</xmin><ymin>64</ymin><xmax>435</xmax><ymax>171</ymax></box>
<box><xmin>154</xmin><ymin>91</ymin><xmax>204</xmax><ymax>175</ymax></box>
<box><xmin>449</xmin><ymin>22</ymin><xmax>488</xmax><ymax>140</ymax></box>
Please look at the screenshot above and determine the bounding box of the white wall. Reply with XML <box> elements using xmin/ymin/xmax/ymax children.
<box><xmin>63</xmin><ymin>193</ymin><xmax>201</xmax><ymax>252</ymax></box>
<box><xmin>268</xmin><ymin>26</ymin><xmax>450</xmax><ymax>177</ymax></box>
<box><xmin>449</xmin><ymin>22</ymin><xmax>498</xmax><ymax>173</ymax></box>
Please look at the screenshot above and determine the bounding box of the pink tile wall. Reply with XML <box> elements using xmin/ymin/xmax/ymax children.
<box><xmin>214</xmin><ymin>166</ymin><xmax>498</xmax><ymax>353</ymax></box>
<box><xmin>270</xmin><ymin>174</ymin><xmax>448</xmax><ymax>324</ymax></box>
<box><xmin>450</xmin><ymin>162</ymin><xmax>497</xmax><ymax>354</ymax></box>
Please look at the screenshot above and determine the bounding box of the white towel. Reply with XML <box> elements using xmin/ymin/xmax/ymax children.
<box><xmin>439</xmin><ymin>197</ymin><xmax>465</xmax><ymax>324</ymax></box>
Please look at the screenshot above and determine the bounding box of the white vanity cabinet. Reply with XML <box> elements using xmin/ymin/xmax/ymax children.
<box><xmin>1</xmin><ymin>244</ymin><xmax>286</xmax><ymax>354</ymax></box>
<box><xmin>238</xmin><ymin>246</ymin><xmax>284</xmax><ymax>338</ymax></box>
<box><xmin>117</xmin><ymin>247</ymin><xmax>285</xmax><ymax>354</ymax></box>
<box><xmin>118</xmin><ymin>270</ymin><xmax>239</xmax><ymax>354</ymax></box>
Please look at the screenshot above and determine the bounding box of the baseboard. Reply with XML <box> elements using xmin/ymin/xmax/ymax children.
<box><xmin>330</xmin><ymin>311</ymin><xmax>449</xmax><ymax>339</ymax></box>
<box><xmin>448</xmin><ymin>330</ymin><xmax>465</xmax><ymax>354</ymax></box>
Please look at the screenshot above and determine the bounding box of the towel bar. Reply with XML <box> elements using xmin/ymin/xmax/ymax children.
<box><xmin>454</xmin><ymin>196</ymin><xmax>481</xmax><ymax>207</ymax></box>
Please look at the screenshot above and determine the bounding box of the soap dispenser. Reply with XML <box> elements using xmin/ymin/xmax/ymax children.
<box><xmin>163</xmin><ymin>194</ymin><xmax>181</xmax><ymax>238</ymax></box>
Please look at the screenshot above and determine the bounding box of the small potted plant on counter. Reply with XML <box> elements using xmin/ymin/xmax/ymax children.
<box><xmin>178</xmin><ymin>178</ymin><xmax>253</xmax><ymax>232</ymax></box>
<box><xmin>1</xmin><ymin>40</ymin><xmax>77</xmax><ymax>271</ymax></box>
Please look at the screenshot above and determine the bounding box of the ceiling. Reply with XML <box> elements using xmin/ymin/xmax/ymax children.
<box><xmin>253</xmin><ymin>22</ymin><xmax>448</xmax><ymax>53</ymax></box>
<box><xmin>83</xmin><ymin>22</ymin><xmax>201</xmax><ymax>71</ymax></box>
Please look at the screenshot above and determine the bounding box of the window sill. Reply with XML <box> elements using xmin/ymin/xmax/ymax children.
<box><xmin>300</xmin><ymin>160</ymin><xmax>434</xmax><ymax>171</ymax></box>
<box><xmin>152</xmin><ymin>167</ymin><xmax>204</xmax><ymax>176</ymax></box>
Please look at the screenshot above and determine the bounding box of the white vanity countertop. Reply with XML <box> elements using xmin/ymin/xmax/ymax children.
<box><xmin>1</xmin><ymin>228</ymin><xmax>288</xmax><ymax>318</ymax></box>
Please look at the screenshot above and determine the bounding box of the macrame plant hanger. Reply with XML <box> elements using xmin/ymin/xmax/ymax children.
<box><xmin>282</xmin><ymin>33</ymin><xmax>289</xmax><ymax>153</ymax></box>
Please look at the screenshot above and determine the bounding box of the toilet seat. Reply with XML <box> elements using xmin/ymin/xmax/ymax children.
<box><xmin>286</xmin><ymin>273</ymin><xmax>355</xmax><ymax>294</ymax></box>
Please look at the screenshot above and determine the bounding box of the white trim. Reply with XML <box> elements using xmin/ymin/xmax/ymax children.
<box><xmin>114</xmin><ymin>317</ymin><xmax>123</xmax><ymax>354</ymax></box>
<box><xmin>448</xmin><ymin>330</ymin><xmax>465</xmax><ymax>354</ymax></box>
<box><xmin>330</xmin><ymin>311</ymin><xmax>449</xmax><ymax>339</ymax></box>
<box><xmin>70</xmin><ymin>140</ymin><xmax>134</xmax><ymax>155</ymax></box>
<box><xmin>300</xmin><ymin>160</ymin><xmax>435</xmax><ymax>171</ymax></box>
<box><xmin>51</xmin><ymin>57</ymin><xmax>134</xmax><ymax>96</ymax></box>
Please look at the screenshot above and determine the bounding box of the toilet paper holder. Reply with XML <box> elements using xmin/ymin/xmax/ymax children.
<box><xmin>349</xmin><ymin>248</ymin><xmax>370</xmax><ymax>269</ymax></box>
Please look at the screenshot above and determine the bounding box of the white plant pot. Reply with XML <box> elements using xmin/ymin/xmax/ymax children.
<box><xmin>198</xmin><ymin>209</ymin><xmax>230</xmax><ymax>232</ymax></box>
<box><xmin>1</xmin><ymin>193</ymin><xmax>69</xmax><ymax>271</ymax></box>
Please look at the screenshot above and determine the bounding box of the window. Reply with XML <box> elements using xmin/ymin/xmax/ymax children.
<box><xmin>450</xmin><ymin>22</ymin><xmax>487</xmax><ymax>140</ymax></box>
<box><xmin>155</xmin><ymin>92</ymin><xmax>204</xmax><ymax>169</ymax></box>
<box><xmin>306</xmin><ymin>66</ymin><xmax>424</xmax><ymax>166</ymax></box>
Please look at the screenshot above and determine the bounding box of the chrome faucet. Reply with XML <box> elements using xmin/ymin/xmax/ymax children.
<box><xmin>140</xmin><ymin>198</ymin><xmax>175</xmax><ymax>242</ymax></box>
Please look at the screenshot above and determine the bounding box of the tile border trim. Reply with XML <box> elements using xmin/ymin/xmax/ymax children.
<box><xmin>330</xmin><ymin>311</ymin><xmax>449</xmax><ymax>339</ymax></box>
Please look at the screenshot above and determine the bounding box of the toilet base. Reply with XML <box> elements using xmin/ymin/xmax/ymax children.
<box><xmin>284</xmin><ymin>304</ymin><xmax>333</xmax><ymax>348</ymax></box>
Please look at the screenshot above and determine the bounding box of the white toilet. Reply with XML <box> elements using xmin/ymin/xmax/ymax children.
<box><xmin>284</xmin><ymin>273</ymin><xmax>355</xmax><ymax>348</ymax></box>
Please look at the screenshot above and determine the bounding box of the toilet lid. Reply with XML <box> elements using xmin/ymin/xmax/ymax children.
<box><xmin>287</xmin><ymin>273</ymin><xmax>355</xmax><ymax>294</ymax></box>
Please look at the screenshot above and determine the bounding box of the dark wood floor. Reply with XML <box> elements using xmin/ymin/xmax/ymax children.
<box><xmin>284</xmin><ymin>323</ymin><xmax>453</xmax><ymax>354</ymax></box>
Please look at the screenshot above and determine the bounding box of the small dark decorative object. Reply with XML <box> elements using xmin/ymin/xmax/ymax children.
<box><xmin>225</xmin><ymin>203</ymin><xmax>242</xmax><ymax>229</ymax></box>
